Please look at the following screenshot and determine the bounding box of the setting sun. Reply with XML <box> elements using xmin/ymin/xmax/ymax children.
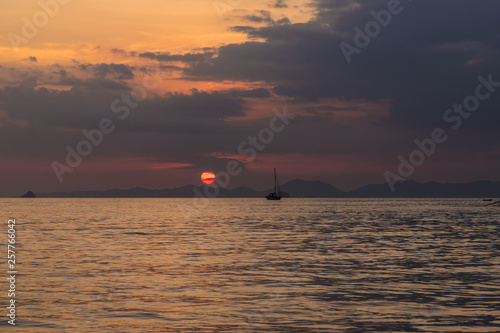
<box><xmin>201</xmin><ymin>171</ymin><xmax>215</xmax><ymax>184</ymax></box>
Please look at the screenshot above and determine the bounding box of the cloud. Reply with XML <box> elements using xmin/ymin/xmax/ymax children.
<box><xmin>242</xmin><ymin>10</ymin><xmax>291</xmax><ymax>26</ymax></box>
<box><xmin>183</xmin><ymin>0</ymin><xmax>500</xmax><ymax>129</ymax></box>
<box><xmin>111</xmin><ymin>48</ymin><xmax>127</xmax><ymax>54</ymax></box>
<box><xmin>0</xmin><ymin>75</ymin><xmax>247</xmax><ymax>127</ymax></box>
<box><xmin>243</xmin><ymin>10</ymin><xmax>274</xmax><ymax>24</ymax></box>
<box><xmin>91</xmin><ymin>63</ymin><xmax>135</xmax><ymax>80</ymax></box>
<box><xmin>0</xmin><ymin>75</ymin><xmax>265</xmax><ymax>183</ymax></box>
<box><xmin>58</xmin><ymin>75</ymin><xmax>131</xmax><ymax>90</ymax></box>
<box><xmin>0</xmin><ymin>77</ymin><xmax>125</xmax><ymax>130</ymax></box>
<box><xmin>222</xmin><ymin>88</ymin><xmax>271</xmax><ymax>98</ymax></box>
<box><xmin>28</xmin><ymin>56</ymin><xmax>38</xmax><ymax>63</ymax></box>
<box><xmin>270</xmin><ymin>0</ymin><xmax>288</xmax><ymax>8</ymax></box>
<box><xmin>229</xmin><ymin>26</ymin><xmax>257</xmax><ymax>34</ymax></box>
<box><xmin>138</xmin><ymin>51</ymin><xmax>214</xmax><ymax>63</ymax></box>
<box><xmin>116</xmin><ymin>89</ymin><xmax>246</xmax><ymax>133</ymax></box>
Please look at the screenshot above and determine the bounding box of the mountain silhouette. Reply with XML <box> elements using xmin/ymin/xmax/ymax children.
<box><xmin>278</xmin><ymin>179</ymin><xmax>344</xmax><ymax>197</ymax></box>
<box><xmin>21</xmin><ymin>191</ymin><xmax>36</xmax><ymax>198</ymax></box>
<box><xmin>351</xmin><ymin>180</ymin><xmax>500</xmax><ymax>198</ymax></box>
<box><xmin>34</xmin><ymin>179</ymin><xmax>500</xmax><ymax>198</ymax></box>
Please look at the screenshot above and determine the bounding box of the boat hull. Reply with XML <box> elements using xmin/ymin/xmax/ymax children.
<box><xmin>266</xmin><ymin>193</ymin><xmax>281</xmax><ymax>200</ymax></box>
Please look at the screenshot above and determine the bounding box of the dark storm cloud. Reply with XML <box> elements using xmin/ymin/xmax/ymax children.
<box><xmin>0</xmin><ymin>79</ymin><xmax>244</xmax><ymax>132</ymax></box>
<box><xmin>0</xmin><ymin>76</ymin><xmax>268</xmax><ymax>175</ymax></box>
<box><xmin>0</xmin><ymin>66</ymin><xmax>272</xmax><ymax>175</ymax></box>
<box><xmin>0</xmin><ymin>77</ymin><xmax>129</xmax><ymax>129</ymax></box>
<box><xmin>184</xmin><ymin>21</ymin><xmax>373</xmax><ymax>97</ymax></box>
<box><xmin>0</xmin><ymin>74</ymin><xmax>252</xmax><ymax>166</ymax></box>
<box><xmin>184</xmin><ymin>0</ymin><xmax>500</xmax><ymax>128</ymax></box>
<box><xmin>115</xmin><ymin>89</ymin><xmax>246</xmax><ymax>134</ymax></box>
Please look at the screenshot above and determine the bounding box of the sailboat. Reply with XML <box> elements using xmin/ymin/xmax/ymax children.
<box><xmin>266</xmin><ymin>168</ymin><xmax>282</xmax><ymax>200</ymax></box>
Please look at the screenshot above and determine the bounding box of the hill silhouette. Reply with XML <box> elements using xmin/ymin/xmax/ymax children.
<box><xmin>34</xmin><ymin>179</ymin><xmax>500</xmax><ymax>198</ymax></box>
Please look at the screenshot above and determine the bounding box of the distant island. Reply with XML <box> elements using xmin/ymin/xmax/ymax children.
<box><xmin>21</xmin><ymin>191</ymin><xmax>36</xmax><ymax>198</ymax></box>
<box><xmin>31</xmin><ymin>179</ymin><xmax>500</xmax><ymax>198</ymax></box>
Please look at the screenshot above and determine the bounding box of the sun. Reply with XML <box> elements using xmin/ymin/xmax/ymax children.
<box><xmin>201</xmin><ymin>171</ymin><xmax>215</xmax><ymax>184</ymax></box>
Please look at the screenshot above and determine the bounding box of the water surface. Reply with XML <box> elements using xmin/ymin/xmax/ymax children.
<box><xmin>1</xmin><ymin>198</ymin><xmax>499</xmax><ymax>332</ymax></box>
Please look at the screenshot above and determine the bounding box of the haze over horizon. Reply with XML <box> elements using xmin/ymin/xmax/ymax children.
<box><xmin>1</xmin><ymin>0</ymin><xmax>500</xmax><ymax>197</ymax></box>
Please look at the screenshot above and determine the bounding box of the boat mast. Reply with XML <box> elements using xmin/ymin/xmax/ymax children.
<box><xmin>274</xmin><ymin>168</ymin><xmax>277</xmax><ymax>194</ymax></box>
<box><xmin>274</xmin><ymin>168</ymin><xmax>278</xmax><ymax>195</ymax></box>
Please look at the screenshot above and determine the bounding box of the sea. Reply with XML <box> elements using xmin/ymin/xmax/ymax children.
<box><xmin>1</xmin><ymin>198</ymin><xmax>499</xmax><ymax>332</ymax></box>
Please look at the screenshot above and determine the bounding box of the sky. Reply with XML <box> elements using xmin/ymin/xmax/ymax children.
<box><xmin>1</xmin><ymin>0</ymin><xmax>500</xmax><ymax>196</ymax></box>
